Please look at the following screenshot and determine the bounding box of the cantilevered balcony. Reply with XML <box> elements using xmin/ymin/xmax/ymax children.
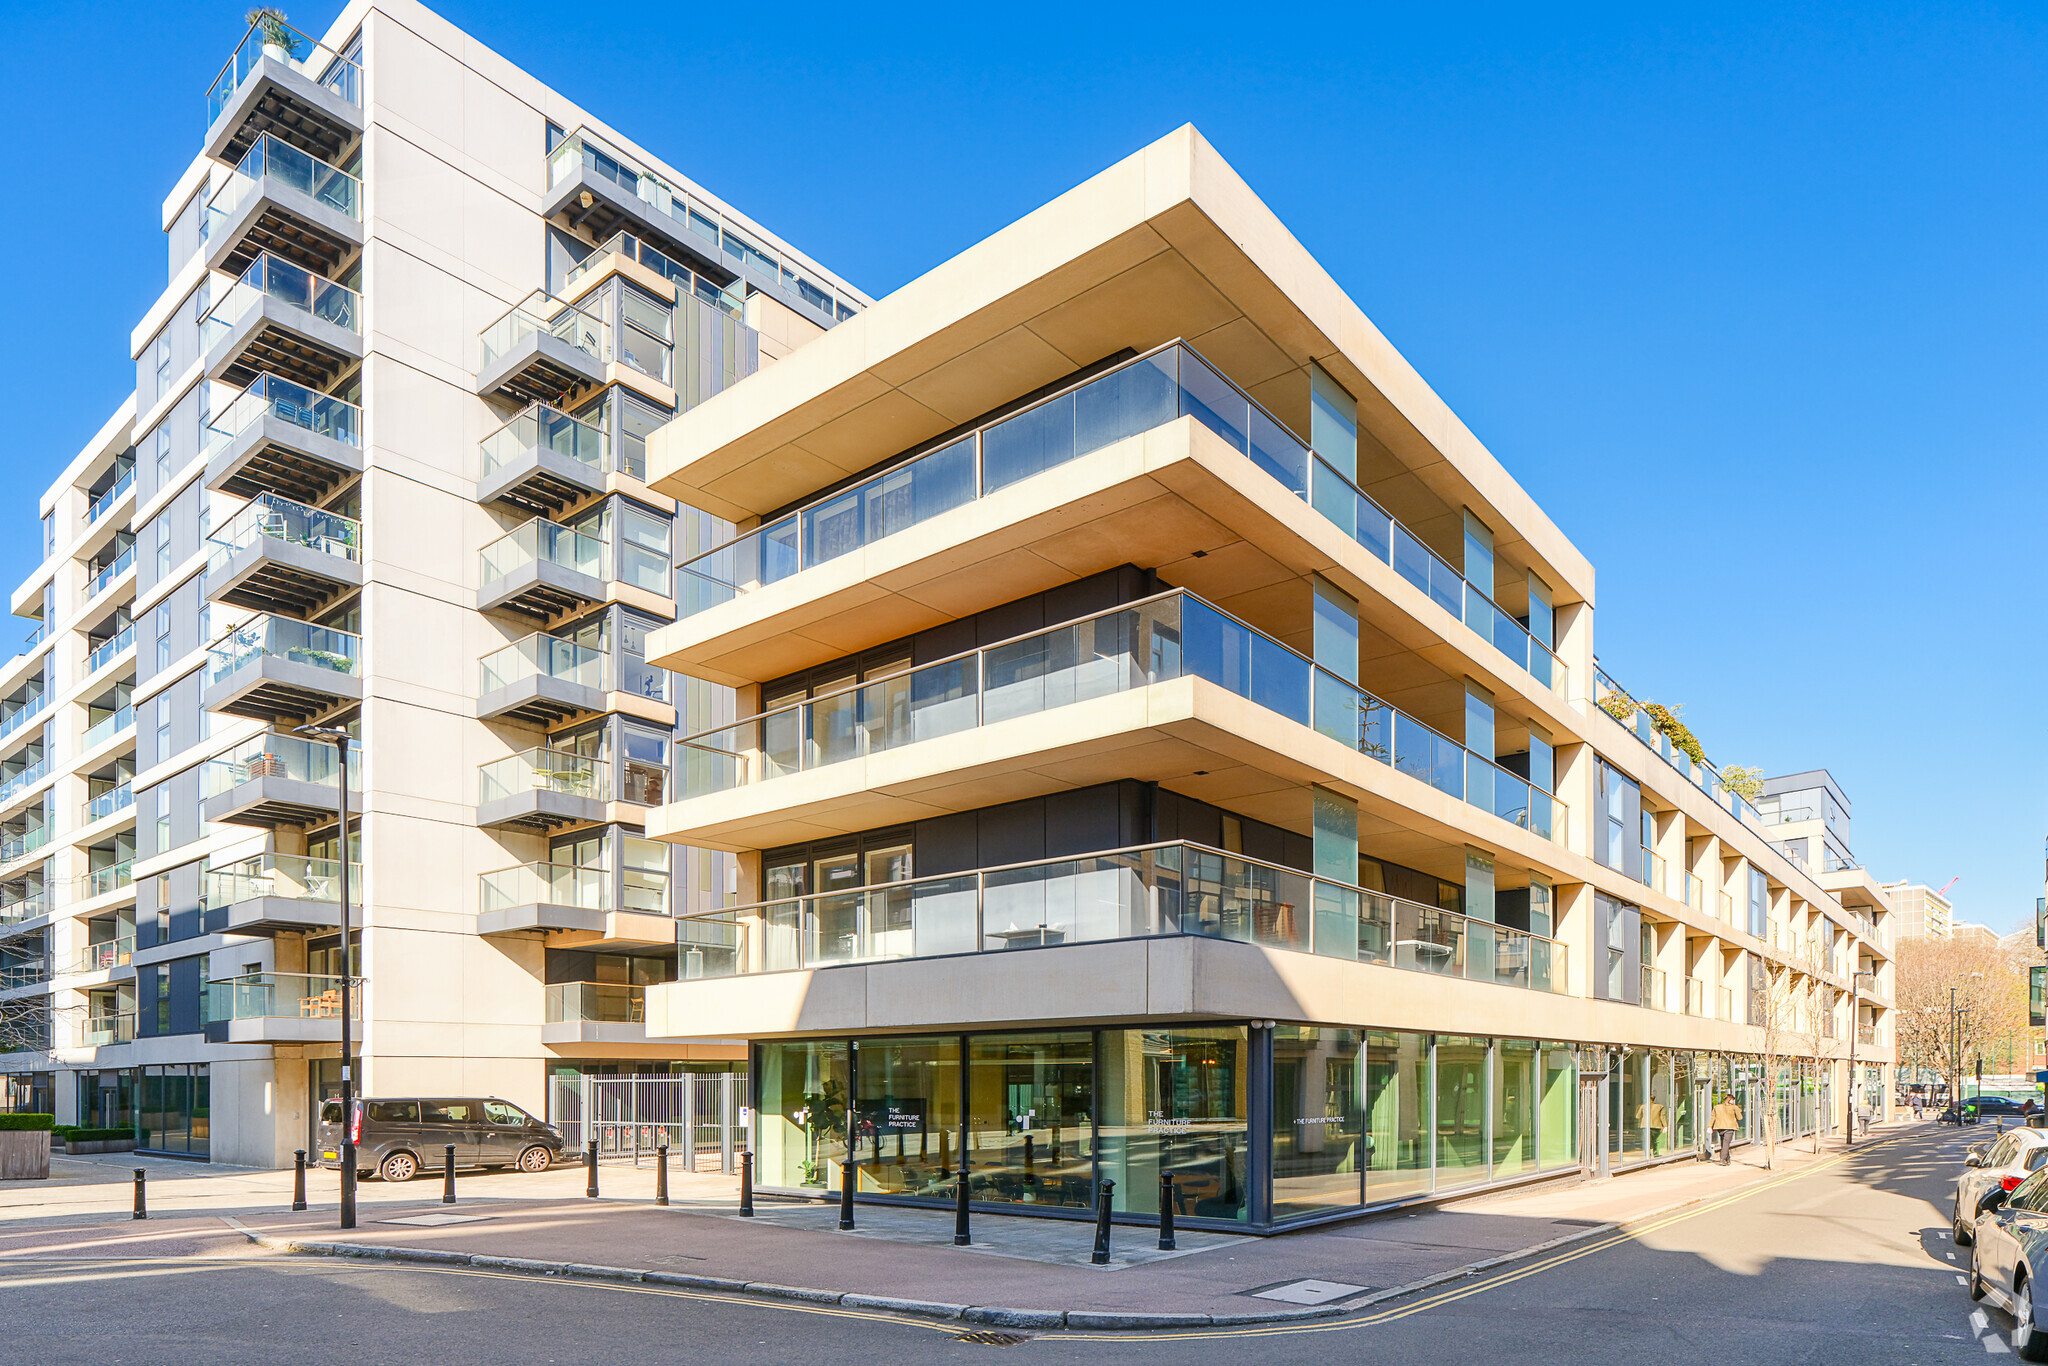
<box><xmin>476</xmin><ymin>748</ymin><xmax>607</xmax><ymax>831</ymax></box>
<box><xmin>205</xmin><ymin>374</ymin><xmax>363</xmax><ymax>504</ymax></box>
<box><xmin>476</xmin><ymin>632</ymin><xmax>605</xmax><ymax>724</ymax></box>
<box><xmin>203</xmin><ymin>854</ymin><xmax>355</xmax><ymax>935</ymax></box>
<box><xmin>477</xmin><ymin>403</ymin><xmax>611</xmax><ymax>516</ymax></box>
<box><xmin>542</xmin><ymin>982</ymin><xmax>646</xmax><ymax>1045</ymax></box>
<box><xmin>203</xmin><ymin>970</ymin><xmax>357</xmax><ymax>1044</ymax></box>
<box><xmin>203</xmin><ymin>19</ymin><xmax>362</xmax><ymax>164</ymax></box>
<box><xmin>201</xmin><ymin>132</ymin><xmax>362</xmax><ymax>276</ymax></box>
<box><xmin>202</xmin><ymin>615</ymin><xmax>361</xmax><ymax>721</ymax></box>
<box><xmin>478</xmin><ymin>517</ymin><xmax>605</xmax><ymax>620</ymax></box>
<box><xmin>478</xmin><ymin>860</ymin><xmax>609</xmax><ymax>936</ymax></box>
<box><xmin>476</xmin><ymin>292</ymin><xmax>608</xmax><ymax>406</ymax></box>
<box><xmin>200</xmin><ymin>732</ymin><xmax>358</xmax><ymax>828</ymax></box>
<box><xmin>201</xmin><ymin>253</ymin><xmax>362</xmax><ymax>391</ymax></box>
<box><xmin>204</xmin><ymin>491</ymin><xmax>362</xmax><ymax>616</ymax></box>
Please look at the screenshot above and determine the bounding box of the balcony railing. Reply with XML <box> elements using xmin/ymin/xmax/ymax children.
<box><xmin>478</xmin><ymin>632</ymin><xmax>606</xmax><ymax>695</ymax></box>
<box><xmin>206</xmin><ymin>373</ymin><xmax>362</xmax><ymax>456</ymax></box>
<box><xmin>202</xmin><ymin>132</ymin><xmax>362</xmax><ymax>243</ymax></box>
<box><xmin>86</xmin><ymin>467</ymin><xmax>135</xmax><ymax>525</ymax></box>
<box><xmin>83</xmin><ymin>861</ymin><xmax>134</xmax><ymax>899</ymax></box>
<box><xmin>564</xmin><ymin>231</ymin><xmax>745</xmax><ymax>317</ymax></box>
<box><xmin>207</xmin><ymin>615</ymin><xmax>361</xmax><ymax>683</ymax></box>
<box><xmin>479</xmin><ymin>861</ymin><xmax>610</xmax><ymax>915</ymax></box>
<box><xmin>478</xmin><ymin>291</ymin><xmax>609</xmax><ymax>371</ymax></box>
<box><xmin>206</xmin><ymin>19</ymin><xmax>362</xmax><ymax>123</ymax></box>
<box><xmin>674</xmin><ymin>340</ymin><xmax>1566</xmax><ymax>693</ymax></box>
<box><xmin>201</xmin><ymin>253</ymin><xmax>360</xmax><ymax>350</ymax></box>
<box><xmin>0</xmin><ymin>694</ymin><xmax>46</xmax><ymax>742</ymax></box>
<box><xmin>1720</xmin><ymin>986</ymin><xmax>1736</xmax><ymax>1021</ymax></box>
<box><xmin>674</xmin><ymin>841</ymin><xmax>1567</xmax><ymax>994</ymax></box>
<box><xmin>70</xmin><ymin>937</ymin><xmax>134</xmax><ymax>975</ymax></box>
<box><xmin>1593</xmin><ymin>671</ymin><xmax>1766</xmax><ymax>832</ymax></box>
<box><xmin>201</xmin><ymin>732</ymin><xmax>359</xmax><ymax>798</ymax></box>
<box><xmin>0</xmin><ymin>826</ymin><xmax>48</xmax><ymax>863</ymax></box>
<box><xmin>545</xmin><ymin>981</ymin><xmax>645</xmax><ymax>1024</ymax></box>
<box><xmin>81</xmin><ymin>547</ymin><xmax>136</xmax><ymax>604</ymax></box>
<box><xmin>81</xmin><ymin>706</ymin><xmax>135</xmax><ymax>751</ymax></box>
<box><xmin>82</xmin><ymin>1011</ymin><xmax>136</xmax><ymax>1046</ymax></box>
<box><xmin>0</xmin><ymin>894</ymin><xmax>47</xmax><ymax>926</ymax></box>
<box><xmin>1685</xmin><ymin>978</ymin><xmax>1705</xmax><ymax>1016</ymax></box>
<box><xmin>681</xmin><ymin>590</ymin><xmax>1567</xmax><ymax>843</ymax></box>
<box><xmin>83</xmin><ymin>783</ymin><xmax>133</xmax><ymax>824</ymax></box>
<box><xmin>478</xmin><ymin>749</ymin><xmax>608</xmax><ymax>804</ymax></box>
<box><xmin>0</xmin><ymin>758</ymin><xmax>48</xmax><ymax>805</ymax></box>
<box><xmin>206</xmin><ymin>854</ymin><xmax>355</xmax><ymax>909</ymax></box>
<box><xmin>207</xmin><ymin>491</ymin><xmax>361</xmax><ymax>578</ymax></box>
<box><xmin>1859</xmin><ymin>1025</ymin><xmax>1878</xmax><ymax>1046</ymax></box>
<box><xmin>479</xmin><ymin>517</ymin><xmax>604</xmax><ymax>586</ymax></box>
<box><xmin>86</xmin><ymin>627</ymin><xmax>134</xmax><ymax>677</ymax></box>
<box><xmin>205</xmin><ymin>971</ymin><xmax>359</xmax><ymax>1023</ymax></box>
<box><xmin>479</xmin><ymin>402</ymin><xmax>610</xmax><ymax>480</ymax></box>
<box><xmin>1641</xmin><ymin>966</ymin><xmax>1667</xmax><ymax>1011</ymax></box>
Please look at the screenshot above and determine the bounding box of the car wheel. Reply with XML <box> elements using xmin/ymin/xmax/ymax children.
<box><xmin>1970</xmin><ymin>1246</ymin><xmax>1989</xmax><ymax>1301</ymax></box>
<box><xmin>2017</xmin><ymin>1276</ymin><xmax>2048</xmax><ymax>1362</ymax></box>
<box><xmin>1957</xmin><ymin>1209</ymin><xmax>1976</xmax><ymax>1248</ymax></box>
<box><xmin>379</xmin><ymin>1151</ymin><xmax>418</xmax><ymax>1183</ymax></box>
<box><xmin>517</xmin><ymin>1145</ymin><xmax>552</xmax><ymax>1173</ymax></box>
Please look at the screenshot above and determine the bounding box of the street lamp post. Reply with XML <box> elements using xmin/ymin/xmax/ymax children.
<box><xmin>296</xmin><ymin>723</ymin><xmax>355</xmax><ymax>1230</ymax></box>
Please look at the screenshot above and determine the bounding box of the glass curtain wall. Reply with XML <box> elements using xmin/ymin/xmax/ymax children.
<box><xmin>1271</xmin><ymin>1027</ymin><xmax>1365</xmax><ymax>1220</ymax></box>
<box><xmin>758</xmin><ymin>1039</ymin><xmax>849</xmax><ymax>1191</ymax></box>
<box><xmin>1099</xmin><ymin>1027</ymin><xmax>1250</xmax><ymax>1222</ymax></box>
<box><xmin>967</xmin><ymin>1032</ymin><xmax>1093</xmax><ymax>1210</ymax></box>
<box><xmin>1366</xmin><ymin>1030</ymin><xmax>1432</xmax><ymax>1202</ymax></box>
<box><xmin>1434</xmin><ymin>1036</ymin><xmax>1489</xmax><ymax>1189</ymax></box>
<box><xmin>853</xmin><ymin>1035</ymin><xmax>960</xmax><ymax>1198</ymax></box>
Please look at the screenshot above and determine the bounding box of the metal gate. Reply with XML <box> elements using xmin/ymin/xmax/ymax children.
<box><xmin>548</xmin><ymin>1073</ymin><xmax>746</xmax><ymax>1173</ymax></box>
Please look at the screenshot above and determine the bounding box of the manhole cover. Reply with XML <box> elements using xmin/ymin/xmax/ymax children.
<box><xmin>955</xmin><ymin>1331</ymin><xmax>1032</xmax><ymax>1346</ymax></box>
<box><xmin>1248</xmin><ymin>1278</ymin><xmax>1368</xmax><ymax>1305</ymax></box>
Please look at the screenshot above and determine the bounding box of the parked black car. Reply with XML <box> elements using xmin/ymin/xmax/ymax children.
<box><xmin>317</xmin><ymin>1097</ymin><xmax>562</xmax><ymax>1182</ymax></box>
<box><xmin>1944</xmin><ymin>1096</ymin><xmax>2029</xmax><ymax>1126</ymax></box>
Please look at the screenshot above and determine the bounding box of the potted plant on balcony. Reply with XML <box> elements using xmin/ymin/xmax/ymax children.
<box><xmin>248</xmin><ymin>8</ymin><xmax>298</xmax><ymax>64</ymax></box>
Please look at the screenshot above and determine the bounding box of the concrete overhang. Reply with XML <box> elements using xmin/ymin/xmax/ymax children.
<box><xmin>648</xmin><ymin>124</ymin><xmax>1591</xmax><ymax>609</ymax></box>
<box><xmin>203</xmin><ymin>895</ymin><xmax>343</xmax><ymax>936</ymax></box>
<box><xmin>202</xmin><ymin>173</ymin><xmax>363</xmax><ymax>278</ymax></box>
<box><xmin>206</xmin><ymin>411</ymin><xmax>363</xmax><ymax>505</ymax></box>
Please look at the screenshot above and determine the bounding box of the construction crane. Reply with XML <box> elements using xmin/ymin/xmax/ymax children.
<box><xmin>1938</xmin><ymin>877</ymin><xmax>1961</xmax><ymax>898</ymax></box>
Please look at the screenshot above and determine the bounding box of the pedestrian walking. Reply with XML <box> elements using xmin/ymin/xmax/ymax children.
<box><xmin>1912</xmin><ymin>1095</ymin><xmax>1923</xmax><ymax>1120</ymax></box>
<box><xmin>1710</xmin><ymin>1091</ymin><xmax>1742</xmax><ymax>1165</ymax></box>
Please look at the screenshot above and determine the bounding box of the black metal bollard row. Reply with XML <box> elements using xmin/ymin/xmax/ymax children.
<box><xmin>1091</xmin><ymin>1177</ymin><xmax>1117</xmax><ymax>1265</ymax></box>
<box><xmin>132</xmin><ymin>1167</ymin><xmax>147</xmax><ymax>1221</ymax></box>
<box><xmin>586</xmin><ymin>1139</ymin><xmax>599</xmax><ymax>1198</ymax></box>
<box><xmin>292</xmin><ymin>1149</ymin><xmax>308</xmax><ymax>1212</ymax></box>
<box><xmin>443</xmin><ymin>1144</ymin><xmax>457</xmax><ymax>1205</ymax></box>
<box><xmin>655</xmin><ymin>1135</ymin><xmax>670</xmax><ymax>1208</ymax></box>
<box><xmin>954</xmin><ymin>1166</ymin><xmax>971</xmax><ymax>1246</ymax></box>
<box><xmin>738</xmin><ymin>1149</ymin><xmax>754</xmax><ymax>1217</ymax></box>
<box><xmin>838</xmin><ymin>1159</ymin><xmax>857</xmax><ymax>1230</ymax></box>
<box><xmin>1158</xmin><ymin>1170</ymin><xmax>1177</xmax><ymax>1251</ymax></box>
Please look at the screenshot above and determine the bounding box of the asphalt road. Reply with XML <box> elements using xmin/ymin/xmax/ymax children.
<box><xmin>0</xmin><ymin>1123</ymin><xmax>2006</xmax><ymax>1365</ymax></box>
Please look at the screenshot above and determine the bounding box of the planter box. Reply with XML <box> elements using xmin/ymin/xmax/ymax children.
<box><xmin>61</xmin><ymin>1139</ymin><xmax>136</xmax><ymax>1155</ymax></box>
<box><xmin>0</xmin><ymin>1130</ymin><xmax>50</xmax><ymax>1179</ymax></box>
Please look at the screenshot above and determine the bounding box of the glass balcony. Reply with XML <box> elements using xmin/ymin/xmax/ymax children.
<box><xmin>86</xmin><ymin>467</ymin><xmax>135</xmax><ymax>525</ymax></box>
<box><xmin>81</xmin><ymin>546</ymin><xmax>136</xmax><ymax>604</ymax></box>
<box><xmin>480</xmin><ymin>518</ymin><xmax>605</xmax><ymax>586</ymax></box>
<box><xmin>478</xmin><ymin>632</ymin><xmax>605</xmax><ymax>695</ymax></box>
<box><xmin>478</xmin><ymin>291</ymin><xmax>609</xmax><ymax>371</ymax></box>
<box><xmin>207</xmin><ymin>491</ymin><xmax>361</xmax><ymax>579</ymax></box>
<box><xmin>86</xmin><ymin>628</ymin><xmax>134</xmax><ymax>677</ymax></box>
<box><xmin>680</xmin><ymin>590</ymin><xmax>1568</xmax><ymax>844</ymax></box>
<box><xmin>673</xmin><ymin>339</ymin><xmax>1566</xmax><ymax>695</ymax></box>
<box><xmin>564</xmin><ymin>231</ymin><xmax>744</xmax><ymax>317</ymax></box>
<box><xmin>207</xmin><ymin>615</ymin><xmax>361</xmax><ymax>685</ymax></box>
<box><xmin>207</xmin><ymin>21</ymin><xmax>362</xmax><ymax>125</ymax></box>
<box><xmin>1685</xmin><ymin>979</ymin><xmax>1705</xmax><ymax>1016</ymax></box>
<box><xmin>0</xmin><ymin>826</ymin><xmax>47</xmax><ymax>864</ymax></box>
<box><xmin>201</xmin><ymin>732</ymin><xmax>358</xmax><ymax>800</ymax></box>
<box><xmin>83</xmin><ymin>861</ymin><xmax>134</xmax><ymax>899</ymax></box>
<box><xmin>674</xmin><ymin>841</ymin><xmax>1566</xmax><ymax>994</ymax></box>
<box><xmin>0</xmin><ymin>893</ymin><xmax>47</xmax><ymax>926</ymax></box>
<box><xmin>202</xmin><ymin>253</ymin><xmax>361</xmax><ymax>352</ymax></box>
<box><xmin>545</xmin><ymin>982</ymin><xmax>645</xmax><ymax>1025</ymax></box>
<box><xmin>1641</xmin><ymin>966</ymin><xmax>1667</xmax><ymax>1011</ymax></box>
<box><xmin>479</xmin><ymin>861</ymin><xmax>611</xmax><ymax>916</ymax></box>
<box><xmin>0</xmin><ymin>694</ymin><xmax>45</xmax><ymax>741</ymax></box>
<box><xmin>206</xmin><ymin>971</ymin><xmax>358</xmax><ymax>1023</ymax></box>
<box><xmin>480</xmin><ymin>403</ymin><xmax>609</xmax><ymax>481</ymax></box>
<box><xmin>208</xmin><ymin>373</ymin><xmax>362</xmax><ymax>459</ymax></box>
<box><xmin>479</xmin><ymin>748</ymin><xmax>608</xmax><ymax>804</ymax></box>
<box><xmin>82</xmin><ymin>1011</ymin><xmax>136</xmax><ymax>1046</ymax></box>
<box><xmin>0</xmin><ymin>760</ymin><xmax>47</xmax><ymax>806</ymax></box>
<box><xmin>1720</xmin><ymin>986</ymin><xmax>1736</xmax><ymax>1020</ymax></box>
<box><xmin>71</xmin><ymin>937</ymin><xmax>134</xmax><ymax>975</ymax></box>
<box><xmin>203</xmin><ymin>133</ymin><xmax>362</xmax><ymax>244</ymax></box>
<box><xmin>206</xmin><ymin>853</ymin><xmax>354</xmax><ymax>910</ymax></box>
<box><xmin>81</xmin><ymin>706</ymin><xmax>135</xmax><ymax>751</ymax></box>
<box><xmin>83</xmin><ymin>783</ymin><xmax>133</xmax><ymax>824</ymax></box>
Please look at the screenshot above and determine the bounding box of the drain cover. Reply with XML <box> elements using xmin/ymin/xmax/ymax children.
<box><xmin>955</xmin><ymin>1331</ymin><xmax>1032</xmax><ymax>1346</ymax></box>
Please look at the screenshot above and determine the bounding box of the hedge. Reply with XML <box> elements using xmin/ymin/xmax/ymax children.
<box><xmin>0</xmin><ymin>1114</ymin><xmax>54</xmax><ymax>1131</ymax></box>
<box><xmin>62</xmin><ymin>1128</ymin><xmax>136</xmax><ymax>1143</ymax></box>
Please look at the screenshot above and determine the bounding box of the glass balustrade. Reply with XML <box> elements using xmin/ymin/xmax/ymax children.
<box><xmin>478</xmin><ymin>749</ymin><xmax>609</xmax><ymax>804</ymax></box>
<box><xmin>71</xmin><ymin>937</ymin><xmax>134</xmax><ymax>975</ymax></box>
<box><xmin>1642</xmin><ymin>967</ymin><xmax>1667</xmax><ymax>1011</ymax></box>
<box><xmin>81</xmin><ymin>547</ymin><xmax>136</xmax><ymax>603</ymax></box>
<box><xmin>680</xmin><ymin>589</ymin><xmax>1566</xmax><ymax>843</ymax></box>
<box><xmin>83</xmin><ymin>861</ymin><xmax>134</xmax><ymax>898</ymax></box>
<box><xmin>206</xmin><ymin>971</ymin><xmax>358</xmax><ymax>1023</ymax></box>
<box><xmin>479</xmin><ymin>861</ymin><xmax>611</xmax><ymax>915</ymax></box>
<box><xmin>207</xmin><ymin>491</ymin><xmax>361</xmax><ymax>578</ymax></box>
<box><xmin>206</xmin><ymin>853</ymin><xmax>355</xmax><ymax>908</ymax></box>
<box><xmin>201</xmin><ymin>253</ymin><xmax>360</xmax><ymax>351</ymax></box>
<box><xmin>207</xmin><ymin>615</ymin><xmax>361</xmax><ymax>683</ymax></box>
<box><xmin>1594</xmin><ymin>670</ymin><xmax>1765</xmax><ymax>832</ymax></box>
<box><xmin>86</xmin><ymin>467</ymin><xmax>135</xmax><ymax>524</ymax></box>
<box><xmin>1685</xmin><ymin>979</ymin><xmax>1705</xmax><ymax>1016</ymax></box>
<box><xmin>478</xmin><ymin>633</ymin><xmax>606</xmax><ymax>695</ymax></box>
<box><xmin>206</xmin><ymin>374</ymin><xmax>362</xmax><ymax>456</ymax></box>
<box><xmin>0</xmin><ymin>759</ymin><xmax>48</xmax><ymax>804</ymax></box>
<box><xmin>564</xmin><ymin>231</ymin><xmax>744</xmax><ymax>316</ymax></box>
<box><xmin>83</xmin><ymin>784</ymin><xmax>132</xmax><ymax>823</ymax></box>
<box><xmin>674</xmin><ymin>841</ymin><xmax>1565</xmax><ymax>994</ymax></box>
<box><xmin>0</xmin><ymin>893</ymin><xmax>47</xmax><ymax>925</ymax></box>
<box><xmin>202</xmin><ymin>133</ymin><xmax>361</xmax><ymax>245</ymax></box>
<box><xmin>201</xmin><ymin>732</ymin><xmax>358</xmax><ymax>798</ymax></box>
<box><xmin>0</xmin><ymin>827</ymin><xmax>51</xmax><ymax>863</ymax></box>
<box><xmin>86</xmin><ymin>628</ymin><xmax>134</xmax><ymax>676</ymax></box>
<box><xmin>82</xmin><ymin>1011</ymin><xmax>136</xmax><ymax>1046</ymax></box>
<box><xmin>478</xmin><ymin>290</ymin><xmax>610</xmax><ymax>370</ymax></box>
<box><xmin>479</xmin><ymin>402</ymin><xmax>609</xmax><ymax>479</ymax></box>
<box><xmin>544</xmin><ymin>982</ymin><xmax>645</xmax><ymax>1024</ymax></box>
<box><xmin>207</xmin><ymin>19</ymin><xmax>362</xmax><ymax>123</ymax></box>
<box><xmin>0</xmin><ymin>695</ymin><xmax>45</xmax><ymax>740</ymax></box>
<box><xmin>82</xmin><ymin>706</ymin><xmax>135</xmax><ymax>751</ymax></box>
<box><xmin>479</xmin><ymin>517</ymin><xmax>605</xmax><ymax>586</ymax></box>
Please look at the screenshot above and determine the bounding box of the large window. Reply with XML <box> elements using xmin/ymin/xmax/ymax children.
<box><xmin>1434</xmin><ymin>1036</ymin><xmax>1489</xmax><ymax>1189</ymax></box>
<box><xmin>1098</xmin><ymin>1026</ymin><xmax>1248</xmax><ymax>1221</ymax></box>
<box><xmin>1366</xmin><ymin>1030</ymin><xmax>1432</xmax><ymax>1202</ymax></box>
<box><xmin>137</xmin><ymin>1063</ymin><xmax>209</xmax><ymax>1156</ymax></box>
<box><xmin>1272</xmin><ymin>1026</ymin><xmax>1364</xmax><ymax>1220</ymax></box>
<box><xmin>967</xmin><ymin>1032</ymin><xmax>1093</xmax><ymax>1210</ymax></box>
<box><xmin>854</xmin><ymin>1035</ymin><xmax>962</xmax><ymax>1198</ymax></box>
<box><xmin>758</xmin><ymin>1039</ymin><xmax>850</xmax><ymax>1191</ymax></box>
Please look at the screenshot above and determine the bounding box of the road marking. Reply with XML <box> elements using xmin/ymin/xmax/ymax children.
<box><xmin>1961</xmin><ymin>1276</ymin><xmax>1971</xmax><ymax>1285</ymax></box>
<box><xmin>1975</xmin><ymin>1311</ymin><xmax>1991</xmax><ymax>1333</ymax></box>
<box><xmin>1987</xmin><ymin>1336</ymin><xmax>2011</xmax><ymax>1354</ymax></box>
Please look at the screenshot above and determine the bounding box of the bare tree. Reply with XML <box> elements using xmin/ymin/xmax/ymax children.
<box><xmin>1895</xmin><ymin>935</ymin><xmax>2032</xmax><ymax>1099</ymax></box>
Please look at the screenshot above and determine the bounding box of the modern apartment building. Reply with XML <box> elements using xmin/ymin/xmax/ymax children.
<box><xmin>633</xmin><ymin>126</ymin><xmax>1900</xmax><ymax>1231</ymax></box>
<box><xmin>1884</xmin><ymin>881</ymin><xmax>1956</xmax><ymax>940</ymax></box>
<box><xmin>0</xmin><ymin>1</ymin><xmax>868</xmax><ymax>1160</ymax></box>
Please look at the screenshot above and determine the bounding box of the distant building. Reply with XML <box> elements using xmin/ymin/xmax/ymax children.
<box><xmin>1882</xmin><ymin>882</ymin><xmax>1956</xmax><ymax>940</ymax></box>
<box><xmin>1758</xmin><ymin>771</ymin><xmax>1856</xmax><ymax>875</ymax></box>
<box><xmin>1951</xmin><ymin>923</ymin><xmax>2001</xmax><ymax>948</ymax></box>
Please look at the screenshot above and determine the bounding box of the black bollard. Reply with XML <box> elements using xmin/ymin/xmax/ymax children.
<box><xmin>655</xmin><ymin>1135</ymin><xmax>669</xmax><ymax>1207</ymax></box>
<box><xmin>292</xmin><ymin>1150</ymin><xmax>308</xmax><ymax>1212</ymax></box>
<box><xmin>132</xmin><ymin>1167</ymin><xmax>147</xmax><ymax>1220</ymax></box>
<box><xmin>1158</xmin><ymin>1170</ymin><xmax>1177</xmax><ymax>1251</ymax></box>
<box><xmin>954</xmin><ymin>1166</ymin><xmax>971</xmax><ymax>1246</ymax></box>
<box><xmin>1090</xmin><ymin>1177</ymin><xmax>1116</xmax><ymax>1264</ymax></box>
<box><xmin>838</xmin><ymin>1158</ymin><xmax>856</xmax><ymax>1230</ymax></box>
<box><xmin>586</xmin><ymin>1139</ymin><xmax>599</xmax><ymax>1198</ymax></box>
<box><xmin>443</xmin><ymin>1144</ymin><xmax>457</xmax><ymax>1205</ymax></box>
<box><xmin>738</xmin><ymin>1150</ymin><xmax>754</xmax><ymax>1217</ymax></box>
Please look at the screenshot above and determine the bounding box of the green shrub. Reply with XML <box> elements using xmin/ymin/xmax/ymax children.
<box><xmin>62</xmin><ymin>1128</ymin><xmax>135</xmax><ymax>1143</ymax></box>
<box><xmin>0</xmin><ymin>1114</ymin><xmax>55</xmax><ymax>1131</ymax></box>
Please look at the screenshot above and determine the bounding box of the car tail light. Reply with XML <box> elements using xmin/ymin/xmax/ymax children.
<box><xmin>348</xmin><ymin>1102</ymin><xmax>362</xmax><ymax>1146</ymax></box>
<box><xmin>2004</xmin><ymin>1175</ymin><xmax>2025</xmax><ymax>1191</ymax></box>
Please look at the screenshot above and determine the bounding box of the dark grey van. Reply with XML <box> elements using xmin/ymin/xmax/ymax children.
<box><xmin>318</xmin><ymin>1097</ymin><xmax>562</xmax><ymax>1182</ymax></box>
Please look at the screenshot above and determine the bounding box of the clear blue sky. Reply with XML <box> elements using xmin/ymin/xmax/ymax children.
<box><xmin>4</xmin><ymin>2</ymin><xmax>2040</xmax><ymax>928</ymax></box>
